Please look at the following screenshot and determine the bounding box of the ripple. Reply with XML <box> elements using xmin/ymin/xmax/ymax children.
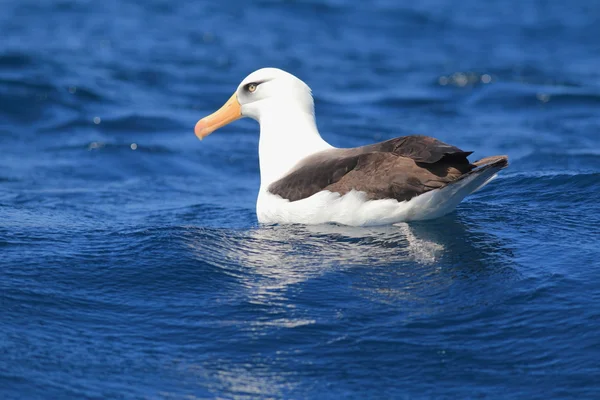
<box><xmin>465</xmin><ymin>82</ymin><xmax>600</xmax><ymax>109</ymax></box>
<box><xmin>0</xmin><ymin>51</ymin><xmax>36</xmax><ymax>69</ymax></box>
<box><xmin>39</xmin><ymin>114</ymin><xmax>187</xmax><ymax>136</ymax></box>
<box><xmin>96</xmin><ymin>114</ymin><xmax>188</xmax><ymax>133</ymax></box>
<box><xmin>3</xmin><ymin>0</ymin><xmax>600</xmax><ymax>398</ymax></box>
<box><xmin>44</xmin><ymin>140</ymin><xmax>176</xmax><ymax>155</ymax></box>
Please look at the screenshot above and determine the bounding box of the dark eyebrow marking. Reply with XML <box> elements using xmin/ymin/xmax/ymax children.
<box><xmin>243</xmin><ymin>80</ymin><xmax>267</xmax><ymax>91</ymax></box>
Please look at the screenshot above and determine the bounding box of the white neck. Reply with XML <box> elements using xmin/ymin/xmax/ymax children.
<box><xmin>257</xmin><ymin>103</ymin><xmax>333</xmax><ymax>189</ymax></box>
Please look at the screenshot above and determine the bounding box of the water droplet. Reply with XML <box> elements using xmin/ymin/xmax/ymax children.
<box><xmin>438</xmin><ymin>76</ymin><xmax>449</xmax><ymax>86</ymax></box>
<box><xmin>536</xmin><ymin>93</ymin><xmax>550</xmax><ymax>103</ymax></box>
<box><xmin>88</xmin><ymin>141</ymin><xmax>104</xmax><ymax>150</ymax></box>
<box><xmin>93</xmin><ymin>117</ymin><xmax>101</xmax><ymax>124</ymax></box>
<box><xmin>453</xmin><ymin>72</ymin><xmax>468</xmax><ymax>87</ymax></box>
<box><xmin>481</xmin><ymin>74</ymin><xmax>492</xmax><ymax>84</ymax></box>
<box><xmin>130</xmin><ymin>143</ymin><xmax>138</xmax><ymax>150</ymax></box>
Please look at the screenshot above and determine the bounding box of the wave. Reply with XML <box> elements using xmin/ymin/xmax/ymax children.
<box><xmin>42</xmin><ymin>141</ymin><xmax>175</xmax><ymax>154</ymax></box>
<box><xmin>510</xmin><ymin>151</ymin><xmax>600</xmax><ymax>173</ymax></box>
<box><xmin>0</xmin><ymin>76</ymin><xmax>108</xmax><ymax>126</ymax></box>
<box><xmin>467</xmin><ymin>84</ymin><xmax>600</xmax><ymax>109</ymax></box>
<box><xmin>39</xmin><ymin>114</ymin><xmax>186</xmax><ymax>135</ymax></box>
<box><xmin>0</xmin><ymin>52</ymin><xmax>37</xmax><ymax>69</ymax></box>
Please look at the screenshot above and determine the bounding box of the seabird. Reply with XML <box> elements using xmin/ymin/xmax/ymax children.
<box><xmin>194</xmin><ymin>68</ymin><xmax>508</xmax><ymax>226</ymax></box>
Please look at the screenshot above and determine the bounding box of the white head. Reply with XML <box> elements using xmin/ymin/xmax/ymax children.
<box><xmin>194</xmin><ymin>68</ymin><xmax>315</xmax><ymax>139</ymax></box>
<box><xmin>195</xmin><ymin>68</ymin><xmax>333</xmax><ymax>186</ymax></box>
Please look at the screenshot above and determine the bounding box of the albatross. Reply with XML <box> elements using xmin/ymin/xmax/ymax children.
<box><xmin>194</xmin><ymin>68</ymin><xmax>508</xmax><ymax>226</ymax></box>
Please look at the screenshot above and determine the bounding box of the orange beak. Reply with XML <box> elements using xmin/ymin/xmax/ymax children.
<box><xmin>194</xmin><ymin>93</ymin><xmax>242</xmax><ymax>140</ymax></box>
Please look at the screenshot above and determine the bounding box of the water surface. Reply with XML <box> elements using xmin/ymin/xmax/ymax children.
<box><xmin>1</xmin><ymin>0</ymin><xmax>600</xmax><ymax>398</ymax></box>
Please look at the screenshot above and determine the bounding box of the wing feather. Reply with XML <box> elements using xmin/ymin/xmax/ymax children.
<box><xmin>268</xmin><ymin>135</ymin><xmax>482</xmax><ymax>202</ymax></box>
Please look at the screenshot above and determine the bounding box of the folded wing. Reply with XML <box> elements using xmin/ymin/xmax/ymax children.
<box><xmin>268</xmin><ymin>135</ymin><xmax>504</xmax><ymax>202</ymax></box>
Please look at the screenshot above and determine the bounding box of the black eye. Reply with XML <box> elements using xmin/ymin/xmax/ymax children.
<box><xmin>245</xmin><ymin>83</ymin><xmax>258</xmax><ymax>93</ymax></box>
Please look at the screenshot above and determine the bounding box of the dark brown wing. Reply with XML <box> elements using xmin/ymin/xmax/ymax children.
<box><xmin>324</xmin><ymin>152</ymin><xmax>473</xmax><ymax>201</ymax></box>
<box><xmin>268</xmin><ymin>154</ymin><xmax>363</xmax><ymax>202</ymax></box>
<box><xmin>360</xmin><ymin>135</ymin><xmax>473</xmax><ymax>163</ymax></box>
<box><xmin>268</xmin><ymin>135</ymin><xmax>476</xmax><ymax>202</ymax></box>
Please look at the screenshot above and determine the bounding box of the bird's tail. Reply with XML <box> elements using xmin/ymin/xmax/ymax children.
<box><xmin>471</xmin><ymin>155</ymin><xmax>509</xmax><ymax>168</ymax></box>
<box><xmin>464</xmin><ymin>155</ymin><xmax>509</xmax><ymax>193</ymax></box>
<box><xmin>404</xmin><ymin>155</ymin><xmax>508</xmax><ymax>221</ymax></box>
<box><xmin>439</xmin><ymin>154</ymin><xmax>509</xmax><ymax>202</ymax></box>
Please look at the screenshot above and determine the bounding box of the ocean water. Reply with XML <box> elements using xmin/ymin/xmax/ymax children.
<box><xmin>2</xmin><ymin>0</ymin><xmax>600</xmax><ymax>398</ymax></box>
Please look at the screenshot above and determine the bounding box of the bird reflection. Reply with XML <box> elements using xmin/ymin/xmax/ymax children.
<box><xmin>185</xmin><ymin>217</ymin><xmax>515</xmax><ymax>311</ymax></box>
<box><xmin>181</xmin><ymin>218</ymin><xmax>516</xmax><ymax>395</ymax></box>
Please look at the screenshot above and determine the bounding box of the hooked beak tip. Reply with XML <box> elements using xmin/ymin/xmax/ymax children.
<box><xmin>193</xmin><ymin>93</ymin><xmax>242</xmax><ymax>141</ymax></box>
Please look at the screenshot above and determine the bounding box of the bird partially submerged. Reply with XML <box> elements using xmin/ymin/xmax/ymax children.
<box><xmin>195</xmin><ymin>68</ymin><xmax>508</xmax><ymax>226</ymax></box>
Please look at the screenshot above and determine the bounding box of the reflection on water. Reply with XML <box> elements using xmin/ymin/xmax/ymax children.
<box><xmin>186</xmin><ymin>222</ymin><xmax>444</xmax><ymax>292</ymax></box>
<box><xmin>184</xmin><ymin>217</ymin><xmax>517</xmax><ymax>311</ymax></box>
<box><xmin>180</xmin><ymin>218</ymin><xmax>518</xmax><ymax>397</ymax></box>
<box><xmin>163</xmin><ymin>358</ymin><xmax>297</xmax><ymax>400</ymax></box>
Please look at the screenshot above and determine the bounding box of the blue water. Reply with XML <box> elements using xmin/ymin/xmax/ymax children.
<box><xmin>2</xmin><ymin>0</ymin><xmax>600</xmax><ymax>398</ymax></box>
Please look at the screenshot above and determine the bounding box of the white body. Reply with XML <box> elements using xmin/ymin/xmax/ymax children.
<box><xmin>253</xmin><ymin>103</ymin><xmax>499</xmax><ymax>226</ymax></box>
<box><xmin>257</xmin><ymin>170</ymin><xmax>498</xmax><ymax>226</ymax></box>
<box><xmin>205</xmin><ymin>68</ymin><xmax>501</xmax><ymax>226</ymax></box>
